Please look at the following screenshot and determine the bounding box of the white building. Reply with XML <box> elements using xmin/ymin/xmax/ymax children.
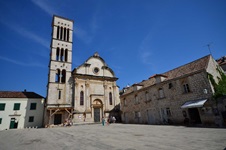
<box><xmin>45</xmin><ymin>15</ymin><xmax>120</xmax><ymax>125</ymax></box>
<box><xmin>0</xmin><ymin>91</ymin><xmax>45</xmax><ymax>130</ymax></box>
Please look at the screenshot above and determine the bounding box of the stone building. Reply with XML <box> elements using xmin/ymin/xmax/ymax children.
<box><xmin>0</xmin><ymin>91</ymin><xmax>44</xmax><ymax>130</ymax></box>
<box><xmin>216</xmin><ymin>56</ymin><xmax>226</xmax><ymax>73</ymax></box>
<box><xmin>45</xmin><ymin>15</ymin><xmax>120</xmax><ymax>125</ymax></box>
<box><xmin>120</xmin><ymin>55</ymin><xmax>225</xmax><ymax>126</ymax></box>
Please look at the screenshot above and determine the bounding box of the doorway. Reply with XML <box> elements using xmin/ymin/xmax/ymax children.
<box><xmin>188</xmin><ymin>108</ymin><xmax>202</xmax><ymax>124</ymax></box>
<box><xmin>94</xmin><ymin>108</ymin><xmax>100</xmax><ymax>122</ymax></box>
<box><xmin>9</xmin><ymin>118</ymin><xmax>18</xmax><ymax>129</ymax></box>
<box><xmin>147</xmin><ymin>109</ymin><xmax>155</xmax><ymax>124</ymax></box>
<box><xmin>54</xmin><ymin>114</ymin><xmax>62</xmax><ymax>125</ymax></box>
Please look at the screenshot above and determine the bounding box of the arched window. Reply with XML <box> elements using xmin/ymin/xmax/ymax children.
<box><xmin>80</xmin><ymin>91</ymin><xmax>84</xmax><ymax>106</ymax></box>
<box><xmin>65</xmin><ymin>49</ymin><xmax>68</xmax><ymax>62</ymax></box>
<box><xmin>109</xmin><ymin>92</ymin><xmax>113</xmax><ymax>105</ymax></box>
<box><xmin>64</xmin><ymin>27</ymin><xmax>66</xmax><ymax>41</ymax></box>
<box><xmin>60</xmin><ymin>48</ymin><xmax>64</xmax><ymax>61</ymax></box>
<box><xmin>60</xmin><ymin>26</ymin><xmax>63</xmax><ymax>40</ymax></box>
<box><xmin>57</xmin><ymin>26</ymin><xmax>60</xmax><ymax>39</ymax></box>
<box><xmin>55</xmin><ymin>69</ymin><xmax>60</xmax><ymax>83</ymax></box>
<box><xmin>61</xmin><ymin>70</ymin><xmax>66</xmax><ymax>83</ymax></box>
<box><xmin>67</xmin><ymin>28</ymin><xmax>69</xmax><ymax>41</ymax></box>
<box><xmin>56</xmin><ymin>47</ymin><xmax>60</xmax><ymax>61</ymax></box>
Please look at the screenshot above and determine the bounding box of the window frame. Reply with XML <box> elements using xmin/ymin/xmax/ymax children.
<box><xmin>183</xmin><ymin>83</ymin><xmax>190</xmax><ymax>93</ymax></box>
<box><xmin>0</xmin><ymin>103</ymin><xmax>6</xmax><ymax>111</ymax></box>
<box><xmin>13</xmin><ymin>103</ymin><xmax>20</xmax><ymax>111</ymax></box>
<box><xmin>80</xmin><ymin>91</ymin><xmax>84</xmax><ymax>106</ymax></box>
<box><xmin>109</xmin><ymin>92</ymin><xmax>113</xmax><ymax>105</ymax></box>
<box><xmin>30</xmin><ymin>103</ymin><xmax>37</xmax><ymax>110</ymax></box>
<box><xmin>28</xmin><ymin>116</ymin><xmax>34</xmax><ymax>122</ymax></box>
<box><xmin>158</xmin><ymin>88</ymin><xmax>165</xmax><ymax>99</ymax></box>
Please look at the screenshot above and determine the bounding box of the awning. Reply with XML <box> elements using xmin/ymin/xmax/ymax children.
<box><xmin>181</xmin><ymin>99</ymin><xmax>207</xmax><ymax>109</ymax></box>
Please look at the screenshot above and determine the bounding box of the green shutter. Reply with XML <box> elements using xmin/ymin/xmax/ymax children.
<box><xmin>13</xmin><ymin>103</ymin><xmax>20</xmax><ymax>110</ymax></box>
<box><xmin>0</xmin><ymin>103</ymin><xmax>6</xmax><ymax>111</ymax></box>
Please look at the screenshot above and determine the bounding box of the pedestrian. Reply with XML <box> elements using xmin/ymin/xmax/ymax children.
<box><xmin>112</xmin><ymin>116</ymin><xmax>116</xmax><ymax>123</ymax></box>
<box><xmin>102</xmin><ymin>117</ymin><xmax>105</xmax><ymax>126</ymax></box>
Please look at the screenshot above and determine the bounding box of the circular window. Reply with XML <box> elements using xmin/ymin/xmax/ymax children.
<box><xmin>93</xmin><ymin>67</ymin><xmax>99</xmax><ymax>74</ymax></box>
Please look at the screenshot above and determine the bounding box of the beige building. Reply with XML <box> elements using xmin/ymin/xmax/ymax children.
<box><xmin>120</xmin><ymin>55</ymin><xmax>226</xmax><ymax>127</ymax></box>
<box><xmin>45</xmin><ymin>15</ymin><xmax>120</xmax><ymax>125</ymax></box>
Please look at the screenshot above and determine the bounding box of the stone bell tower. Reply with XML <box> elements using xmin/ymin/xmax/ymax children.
<box><xmin>45</xmin><ymin>15</ymin><xmax>74</xmax><ymax>125</ymax></box>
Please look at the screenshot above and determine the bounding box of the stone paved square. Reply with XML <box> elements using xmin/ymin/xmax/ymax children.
<box><xmin>0</xmin><ymin>124</ymin><xmax>226</xmax><ymax>150</ymax></box>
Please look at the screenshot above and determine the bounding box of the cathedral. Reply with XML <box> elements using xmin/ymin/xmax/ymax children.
<box><xmin>45</xmin><ymin>15</ymin><xmax>120</xmax><ymax>125</ymax></box>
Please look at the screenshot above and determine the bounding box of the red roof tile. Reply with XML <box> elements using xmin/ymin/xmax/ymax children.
<box><xmin>0</xmin><ymin>91</ymin><xmax>44</xmax><ymax>98</ymax></box>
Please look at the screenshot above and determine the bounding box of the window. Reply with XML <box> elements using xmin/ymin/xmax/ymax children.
<box><xmin>56</xmin><ymin>47</ymin><xmax>60</xmax><ymax>61</ymax></box>
<box><xmin>135</xmin><ymin>111</ymin><xmax>141</xmax><ymax>118</ymax></box>
<box><xmin>13</xmin><ymin>103</ymin><xmax>20</xmax><ymax>110</ymax></box>
<box><xmin>158</xmin><ymin>88</ymin><xmax>164</xmax><ymax>99</ymax></box>
<box><xmin>183</xmin><ymin>84</ymin><xmax>190</xmax><ymax>93</ymax></box>
<box><xmin>57</xmin><ymin>26</ymin><xmax>60</xmax><ymax>39</ymax></box>
<box><xmin>60</xmin><ymin>26</ymin><xmax>63</xmax><ymax>40</ymax></box>
<box><xmin>166</xmin><ymin>108</ymin><xmax>171</xmax><ymax>117</ymax></box>
<box><xmin>55</xmin><ymin>69</ymin><xmax>60</xmax><ymax>83</ymax></box>
<box><xmin>93</xmin><ymin>67</ymin><xmax>99</xmax><ymax>74</ymax></box>
<box><xmin>80</xmin><ymin>91</ymin><xmax>84</xmax><ymax>106</ymax></box>
<box><xmin>0</xmin><ymin>118</ymin><xmax>2</xmax><ymax>124</ymax></box>
<box><xmin>58</xmin><ymin>91</ymin><xmax>61</xmax><ymax>99</ymax></box>
<box><xmin>60</xmin><ymin>48</ymin><xmax>64</xmax><ymax>61</ymax></box>
<box><xmin>169</xmin><ymin>83</ymin><xmax>173</xmax><ymax>89</ymax></box>
<box><xmin>0</xmin><ymin>103</ymin><xmax>6</xmax><ymax>111</ymax></box>
<box><xmin>109</xmin><ymin>92</ymin><xmax>113</xmax><ymax>105</ymax></box>
<box><xmin>123</xmin><ymin>98</ymin><xmax>127</xmax><ymax>106</ymax></box>
<box><xmin>61</xmin><ymin>70</ymin><xmax>66</xmax><ymax>83</ymax></box>
<box><xmin>135</xmin><ymin>95</ymin><xmax>139</xmax><ymax>104</ymax></box>
<box><xmin>65</xmin><ymin>49</ymin><xmax>68</xmax><ymax>62</ymax></box>
<box><xmin>64</xmin><ymin>27</ymin><xmax>67</xmax><ymax>41</ymax></box>
<box><xmin>28</xmin><ymin>116</ymin><xmax>34</xmax><ymax>122</ymax></box>
<box><xmin>30</xmin><ymin>103</ymin><xmax>37</xmax><ymax>110</ymax></box>
<box><xmin>67</xmin><ymin>28</ymin><xmax>69</xmax><ymax>41</ymax></box>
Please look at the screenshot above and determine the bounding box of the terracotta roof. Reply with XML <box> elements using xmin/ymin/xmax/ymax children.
<box><xmin>121</xmin><ymin>55</ymin><xmax>212</xmax><ymax>96</ymax></box>
<box><xmin>149</xmin><ymin>74</ymin><xmax>168</xmax><ymax>79</ymax></box>
<box><xmin>216</xmin><ymin>56</ymin><xmax>226</xmax><ymax>65</ymax></box>
<box><xmin>0</xmin><ymin>91</ymin><xmax>44</xmax><ymax>98</ymax></box>
<box><xmin>163</xmin><ymin>55</ymin><xmax>211</xmax><ymax>80</ymax></box>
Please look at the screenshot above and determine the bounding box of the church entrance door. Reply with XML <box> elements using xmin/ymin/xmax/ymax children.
<box><xmin>94</xmin><ymin>108</ymin><xmax>100</xmax><ymax>122</ymax></box>
<box><xmin>54</xmin><ymin>114</ymin><xmax>62</xmax><ymax>125</ymax></box>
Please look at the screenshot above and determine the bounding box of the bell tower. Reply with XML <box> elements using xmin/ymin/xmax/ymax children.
<box><xmin>45</xmin><ymin>15</ymin><xmax>74</xmax><ymax>125</ymax></box>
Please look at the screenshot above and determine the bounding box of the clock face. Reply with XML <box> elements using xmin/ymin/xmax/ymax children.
<box><xmin>93</xmin><ymin>67</ymin><xmax>99</xmax><ymax>74</ymax></box>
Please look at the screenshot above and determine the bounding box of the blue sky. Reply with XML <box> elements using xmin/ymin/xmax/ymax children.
<box><xmin>0</xmin><ymin>0</ymin><xmax>226</xmax><ymax>97</ymax></box>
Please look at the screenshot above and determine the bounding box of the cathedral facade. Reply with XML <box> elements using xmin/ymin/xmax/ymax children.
<box><xmin>45</xmin><ymin>15</ymin><xmax>120</xmax><ymax>125</ymax></box>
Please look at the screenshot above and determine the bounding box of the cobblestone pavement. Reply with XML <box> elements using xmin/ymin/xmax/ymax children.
<box><xmin>0</xmin><ymin>124</ymin><xmax>226</xmax><ymax>150</ymax></box>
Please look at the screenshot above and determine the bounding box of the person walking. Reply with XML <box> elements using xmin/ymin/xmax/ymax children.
<box><xmin>102</xmin><ymin>117</ymin><xmax>105</xmax><ymax>126</ymax></box>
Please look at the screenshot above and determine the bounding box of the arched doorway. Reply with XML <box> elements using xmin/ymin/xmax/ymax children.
<box><xmin>92</xmin><ymin>99</ymin><xmax>103</xmax><ymax>122</ymax></box>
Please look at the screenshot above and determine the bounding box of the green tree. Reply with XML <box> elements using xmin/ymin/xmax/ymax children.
<box><xmin>213</xmin><ymin>68</ymin><xmax>226</xmax><ymax>99</ymax></box>
<box><xmin>208</xmin><ymin>67</ymin><xmax>226</xmax><ymax>100</ymax></box>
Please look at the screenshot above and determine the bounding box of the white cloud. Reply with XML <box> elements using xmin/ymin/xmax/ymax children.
<box><xmin>31</xmin><ymin>0</ymin><xmax>55</xmax><ymax>16</ymax></box>
<box><xmin>0</xmin><ymin>56</ymin><xmax>45</xmax><ymax>68</ymax></box>
<box><xmin>74</xmin><ymin>27</ymin><xmax>94</xmax><ymax>44</ymax></box>
<box><xmin>0</xmin><ymin>19</ymin><xmax>49</xmax><ymax>49</ymax></box>
<box><xmin>140</xmin><ymin>51</ymin><xmax>153</xmax><ymax>65</ymax></box>
<box><xmin>138</xmin><ymin>30</ymin><xmax>154</xmax><ymax>65</ymax></box>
